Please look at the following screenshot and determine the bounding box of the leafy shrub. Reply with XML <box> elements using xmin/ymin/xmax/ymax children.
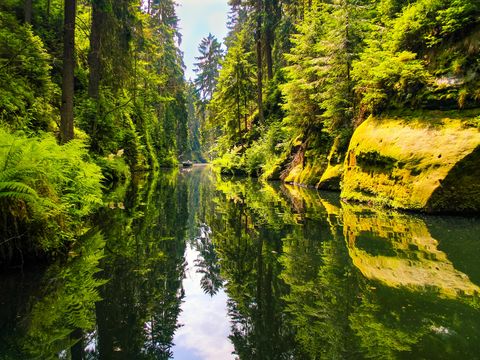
<box><xmin>212</xmin><ymin>146</ymin><xmax>246</xmax><ymax>176</ymax></box>
<box><xmin>244</xmin><ymin>122</ymin><xmax>288</xmax><ymax>177</ymax></box>
<box><xmin>390</xmin><ymin>0</ymin><xmax>479</xmax><ymax>50</ymax></box>
<box><xmin>95</xmin><ymin>153</ymin><xmax>131</xmax><ymax>184</ymax></box>
<box><xmin>353</xmin><ymin>47</ymin><xmax>431</xmax><ymax>114</ymax></box>
<box><xmin>0</xmin><ymin>129</ymin><xmax>103</xmax><ymax>261</ymax></box>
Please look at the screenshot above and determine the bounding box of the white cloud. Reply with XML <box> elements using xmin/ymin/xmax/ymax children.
<box><xmin>176</xmin><ymin>0</ymin><xmax>229</xmax><ymax>80</ymax></box>
<box><xmin>172</xmin><ymin>246</ymin><xmax>235</xmax><ymax>360</ymax></box>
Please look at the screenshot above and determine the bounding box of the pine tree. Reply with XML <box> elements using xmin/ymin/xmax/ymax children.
<box><xmin>193</xmin><ymin>33</ymin><xmax>223</xmax><ymax>102</ymax></box>
<box><xmin>209</xmin><ymin>29</ymin><xmax>256</xmax><ymax>141</ymax></box>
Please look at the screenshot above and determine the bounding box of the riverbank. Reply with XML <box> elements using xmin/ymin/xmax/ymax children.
<box><xmin>214</xmin><ymin>110</ymin><xmax>480</xmax><ymax>214</ymax></box>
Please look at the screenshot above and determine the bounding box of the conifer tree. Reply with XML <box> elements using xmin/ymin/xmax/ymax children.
<box><xmin>194</xmin><ymin>33</ymin><xmax>223</xmax><ymax>102</ymax></box>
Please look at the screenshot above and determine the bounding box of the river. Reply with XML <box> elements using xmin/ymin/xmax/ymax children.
<box><xmin>1</xmin><ymin>165</ymin><xmax>479</xmax><ymax>359</ymax></box>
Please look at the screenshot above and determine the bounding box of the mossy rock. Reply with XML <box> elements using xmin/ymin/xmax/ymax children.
<box><xmin>341</xmin><ymin>113</ymin><xmax>480</xmax><ymax>213</ymax></box>
<box><xmin>317</xmin><ymin>137</ymin><xmax>347</xmax><ymax>190</ymax></box>
<box><xmin>283</xmin><ymin>155</ymin><xmax>328</xmax><ymax>187</ymax></box>
<box><xmin>317</xmin><ymin>163</ymin><xmax>342</xmax><ymax>190</ymax></box>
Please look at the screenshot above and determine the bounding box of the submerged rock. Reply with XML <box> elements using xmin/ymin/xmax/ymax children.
<box><xmin>341</xmin><ymin>113</ymin><xmax>480</xmax><ymax>213</ymax></box>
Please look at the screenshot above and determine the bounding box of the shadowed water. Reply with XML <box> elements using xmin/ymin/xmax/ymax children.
<box><xmin>1</xmin><ymin>165</ymin><xmax>479</xmax><ymax>359</ymax></box>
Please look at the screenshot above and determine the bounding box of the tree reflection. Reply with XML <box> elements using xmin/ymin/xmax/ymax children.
<box><xmin>0</xmin><ymin>232</ymin><xmax>105</xmax><ymax>359</ymax></box>
<box><xmin>2</xmin><ymin>167</ymin><xmax>480</xmax><ymax>359</ymax></box>
<box><xmin>211</xmin><ymin>176</ymin><xmax>480</xmax><ymax>360</ymax></box>
<box><xmin>91</xmin><ymin>169</ymin><xmax>187</xmax><ymax>359</ymax></box>
<box><xmin>208</xmin><ymin>177</ymin><xmax>298</xmax><ymax>359</ymax></box>
<box><xmin>194</xmin><ymin>223</ymin><xmax>223</xmax><ymax>296</ymax></box>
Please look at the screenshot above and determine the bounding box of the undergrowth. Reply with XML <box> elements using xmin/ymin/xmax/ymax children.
<box><xmin>0</xmin><ymin>129</ymin><xmax>103</xmax><ymax>263</ymax></box>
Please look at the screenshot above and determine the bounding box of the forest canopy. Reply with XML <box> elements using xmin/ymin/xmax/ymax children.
<box><xmin>205</xmin><ymin>0</ymin><xmax>480</xmax><ymax>180</ymax></box>
<box><xmin>0</xmin><ymin>0</ymin><xmax>190</xmax><ymax>262</ymax></box>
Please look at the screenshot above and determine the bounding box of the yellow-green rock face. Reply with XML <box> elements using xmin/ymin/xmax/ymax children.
<box><xmin>341</xmin><ymin>114</ymin><xmax>480</xmax><ymax>212</ymax></box>
<box><xmin>283</xmin><ymin>137</ymin><xmax>346</xmax><ymax>190</ymax></box>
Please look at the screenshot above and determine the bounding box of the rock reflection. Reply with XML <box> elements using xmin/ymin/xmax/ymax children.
<box><xmin>212</xmin><ymin>178</ymin><xmax>480</xmax><ymax>359</ymax></box>
<box><xmin>341</xmin><ymin>204</ymin><xmax>480</xmax><ymax>301</ymax></box>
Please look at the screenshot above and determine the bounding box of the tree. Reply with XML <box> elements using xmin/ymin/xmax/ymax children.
<box><xmin>24</xmin><ymin>0</ymin><xmax>32</xmax><ymax>24</ymax></box>
<box><xmin>264</xmin><ymin>0</ymin><xmax>281</xmax><ymax>80</ymax></box>
<box><xmin>194</xmin><ymin>33</ymin><xmax>223</xmax><ymax>102</ymax></box>
<box><xmin>87</xmin><ymin>0</ymin><xmax>107</xmax><ymax>99</ymax></box>
<box><xmin>255</xmin><ymin>0</ymin><xmax>264</xmax><ymax>123</ymax></box>
<box><xmin>60</xmin><ymin>0</ymin><xmax>76</xmax><ymax>143</ymax></box>
<box><xmin>281</xmin><ymin>1</ymin><xmax>325</xmax><ymax>132</ymax></box>
<box><xmin>185</xmin><ymin>82</ymin><xmax>203</xmax><ymax>161</ymax></box>
<box><xmin>208</xmin><ymin>29</ymin><xmax>256</xmax><ymax>142</ymax></box>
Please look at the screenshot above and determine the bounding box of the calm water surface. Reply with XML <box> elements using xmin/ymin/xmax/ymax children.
<box><xmin>1</xmin><ymin>166</ymin><xmax>480</xmax><ymax>359</ymax></box>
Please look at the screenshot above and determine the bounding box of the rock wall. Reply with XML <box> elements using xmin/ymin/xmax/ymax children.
<box><xmin>341</xmin><ymin>113</ymin><xmax>480</xmax><ymax>213</ymax></box>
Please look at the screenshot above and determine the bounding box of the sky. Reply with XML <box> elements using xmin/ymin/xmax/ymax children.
<box><xmin>172</xmin><ymin>244</ymin><xmax>235</xmax><ymax>360</ymax></box>
<box><xmin>176</xmin><ymin>0</ymin><xmax>230</xmax><ymax>81</ymax></box>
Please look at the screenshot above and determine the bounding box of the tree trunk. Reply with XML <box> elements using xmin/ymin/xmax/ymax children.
<box><xmin>60</xmin><ymin>0</ymin><xmax>76</xmax><ymax>144</ymax></box>
<box><xmin>237</xmin><ymin>90</ymin><xmax>241</xmax><ymax>135</ymax></box>
<box><xmin>244</xmin><ymin>95</ymin><xmax>247</xmax><ymax>130</ymax></box>
<box><xmin>264</xmin><ymin>0</ymin><xmax>275</xmax><ymax>80</ymax></box>
<box><xmin>265</xmin><ymin>31</ymin><xmax>273</xmax><ymax>81</ymax></box>
<box><xmin>255</xmin><ymin>0</ymin><xmax>264</xmax><ymax>123</ymax></box>
<box><xmin>345</xmin><ymin>9</ymin><xmax>355</xmax><ymax>123</ymax></box>
<box><xmin>88</xmin><ymin>0</ymin><xmax>105</xmax><ymax>99</ymax></box>
<box><xmin>24</xmin><ymin>0</ymin><xmax>32</xmax><ymax>24</ymax></box>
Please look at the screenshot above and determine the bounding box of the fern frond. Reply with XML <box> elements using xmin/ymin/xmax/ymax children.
<box><xmin>1</xmin><ymin>141</ymin><xmax>25</xmax><ymax>171</ymax></box>
<box><xmin>0</xmin><ymin>181</ymin><xmax>38</xmax><ymax>199</ymax></box>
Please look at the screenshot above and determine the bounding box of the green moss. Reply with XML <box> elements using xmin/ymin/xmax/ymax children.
<box><xmin>356</xmin><ymin>151</ymin><xmax>397</xmax><ymax>172</ymax></box>
<box><xmin>284</xmin><ymin>154</ymin><xmax>329</xmax><ymax>187</ymax></box>
<box><xmin>341</xmin><ymin>111</ymin><xmax>480</xmax><ymax>212</ymax></box>
<box><xmin>316</xmin><ymin>136</ymin><xmax>348</xmax><ymax>190</ymax></box>
<box><xmin>427</xmin><ymin>146</ymin><xmax>480</xmax><ymax>213</ymax></box>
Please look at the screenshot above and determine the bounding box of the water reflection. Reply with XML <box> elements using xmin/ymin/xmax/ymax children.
<box><xmin>92</xmin><ymin>170</ymin><xmax>187</xmax><ymax>359</ymax></box>
<box><xmin>208</xmin><ymin>176</ymin><xmax>480</xmax><ymax>359</ymax></box>
<box><xmin>0</xmin><ymin>166</ymin><xmax>479</xmax><ymax>359</ymax></box>
<box><xmin>192</xmin><ymin>224</ymin><xmax>223</xmax><ymax>297</ymax></box>
<box><xmin>0</xmin><ymin>232</ymin><xmax>105</xmax><ymax>359</ymax></box>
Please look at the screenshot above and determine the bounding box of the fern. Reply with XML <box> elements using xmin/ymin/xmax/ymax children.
<box><xmin>0</xmin><ymin>128</ymin><xmax>103</xmax><ymax>257</ymax></box>
<box><xmin>1</xmin><ymin>141</ymin><xmax>24</xmax><ymax>171</ymax></box>
<box><xmin>0</xmin><ymin>181</ymin><xmax>38</xmax><ymax>200</ymax></box>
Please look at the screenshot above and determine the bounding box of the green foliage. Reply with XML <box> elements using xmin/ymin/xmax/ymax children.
<box><xmin>389</xmin><ymin>0</ymin><xmax>479</xmax><ymax>50</ymax></box>
<box><xmin>0</xmin><ymin>11</ymin><xmax>57</xmax><ymax>132</ymax></box>
<box><xmin>185</xmin><ymin>82</ymin><xmax>205</xmax><ymax>162</ymax></box>
<box><xmin>354</xmin><ymin>0</ymin><xmax>480</xmax><ymax>115</ymax></box>
<box><xmin>96</xmin><ymin>152</ymin><xmax>131</xmax><ymax>184</ymax></box>
<box><xmin>211</xmin><ymin>0</ymin><xmax>480</xmax><ymax>185</ymax></box>
<box><xmin>194</xmin><ymin>33</ymin><xmax>224</xmax><ymax>102</ymax></box>
<box><xmin>21</xmin><ymin>232</ymin><xmax>106</xmax><ymax>359</ymax></box>
<box><xmin>212</xmin><ymin>146</ymin><xmax>247</xmax><ymax>176</ymax></box>
<box><xmin>0</xmin><ymin>129</ymin><xmax>103</xmax><ymax>258</ymax></box>
<box><xmin>353</xmin><ymin>48</ymin><xmax>431</xmax><ymax>113</ymax></box>
<box><xmin>208</xmin><ymin>29</ymin><xmax>256</xmax><ymax>147</ymax></box>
